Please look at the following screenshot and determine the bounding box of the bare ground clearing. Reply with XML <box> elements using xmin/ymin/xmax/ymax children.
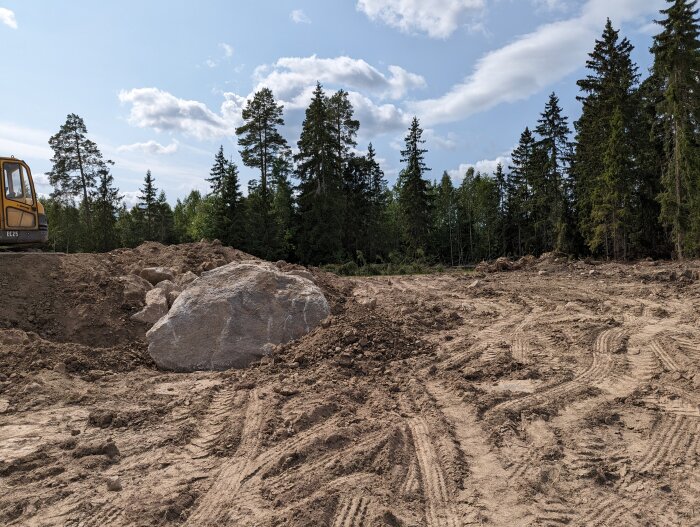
<box><xmin>1</xmin><ymin>244</ymin><xmax>699</xmax><ymax>526</ymax></box>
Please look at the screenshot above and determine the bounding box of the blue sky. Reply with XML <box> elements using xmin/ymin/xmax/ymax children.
<box><xmin>0</xmin><ymin>0</ymin><xmax>663</xmax><ymax>206</ymax></box>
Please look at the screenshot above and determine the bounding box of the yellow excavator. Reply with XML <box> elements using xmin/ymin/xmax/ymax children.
<box><xmin>0</xmin><ymin>157</ymin><xmax>48</xmax><ymax>246</ymax></box>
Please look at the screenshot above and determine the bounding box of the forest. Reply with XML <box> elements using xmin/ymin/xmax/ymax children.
<box><xmin>44</xmin><ymin>2</ymin><xmax>700</xmax><ymax>268</ymax></box>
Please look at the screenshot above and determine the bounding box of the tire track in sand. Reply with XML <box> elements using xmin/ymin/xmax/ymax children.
<box><xmin>332</xmin><ymin>496</ymin><xmax>371</xmax><ymax>527</ymax></box>
<box><xmin>409</xmin><ymin>417</ymin><xmax>462</xmax><ymax>527</ymax></box>
<box><xmin>490</xmin><ymin>328</ymin><xmax>621</xmax><ymax>415</ymax></box>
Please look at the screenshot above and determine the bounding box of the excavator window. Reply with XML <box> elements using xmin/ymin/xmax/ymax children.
<box><xmin>3</xmin><ymin>162</ymin><xmax>33</xmax><ymax>205</ymax></box>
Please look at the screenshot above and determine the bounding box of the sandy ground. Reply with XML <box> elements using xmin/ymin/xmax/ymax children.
<box><xmin>1</xmin><ymin>245</ymin><xmax>699</xmax><ymax>526</ymax></box>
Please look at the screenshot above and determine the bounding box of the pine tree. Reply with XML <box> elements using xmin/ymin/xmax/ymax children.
<box><xmin>535</xmin><ymin>93</ymin><xmax>573</xmax><ymax>252</ymax></box>
<box><xmin>295</xmin><ymin>82</ymin><xmax>343</xmax><ymax>264</ymax></box>
<box><xmin>47</xmin><ymin>114</ymin><xmax>113</xmax><ymax>232</ymax></box>
<box><xmin>235</xmin><ymin>89</ymin><xmax>288</xmax><ymax>254</ymax></box>
<box><xmin>651</xmin><ymin>0</ymin><xmax>700</xmax><ymax>258</ymax></box>
<box><xmin>91</xmin><ymin>168</ymin><xmax>121</xmax><ymax>252</ymax></box>
<box><xmin>138</xmin><ymin>170</ymin><xmax>158</xmax><ymax>241</ymax></box>
<box><xmin>398</xmin><ymin>117</ymin><xmax>432</xmax><ymax>257</ymax></box>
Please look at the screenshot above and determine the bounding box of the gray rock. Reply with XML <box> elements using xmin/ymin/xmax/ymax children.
<box><xmin>175</xmin><ymin>271</ymin><xmax>198</xmax><ymax>287</ymax></box>
<box><xmin>140</xmin><ymin>267</ymin><xmax>175</xmax><ymax>285</ymax></box>
<box><xmin>131</xmin><ymin>288</ymin><xmax>169</xmax><ymax>325</ymax></box>
<box><xmin>147</xmin><ymin>261</ymin><xmax>330</xmax><ymax>371</ymax></box>
<box><xmin>119</xmin><ymin>275</ymin><xmax>152</xmax><ymax>306</ymax></box>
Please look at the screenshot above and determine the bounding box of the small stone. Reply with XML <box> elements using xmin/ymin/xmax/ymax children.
<box><xmin>106</xmin><ymin>478</ymin><xmax>122</xmax><ymax>492</ymax></box>
<box><xmin>538</xmin><ymin>270</ymin><xmax>547</xmax><ymax>276</ymax></box>
<box><xmin>53</xmin><ymin>362</ymin><xmax>67</xmax><ymax>374</ymax></box>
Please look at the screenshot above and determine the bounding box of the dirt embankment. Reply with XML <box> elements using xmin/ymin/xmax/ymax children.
<box><xmin>1</xmin><ymin>249</ymin><xmax>699</xmax><ymax>526</ymax></box>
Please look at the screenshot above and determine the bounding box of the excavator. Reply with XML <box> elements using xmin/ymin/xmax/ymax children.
<box><xmin>0</xmin><ymin>157</ymin><xmax>48</xmax><ymax>246</ymax></box>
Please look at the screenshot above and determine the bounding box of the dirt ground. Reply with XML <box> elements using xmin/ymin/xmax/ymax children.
<box><xmin>1</xmin><ymin>244</ymin><xmax>699</xmax><ymax>526</ymax></box>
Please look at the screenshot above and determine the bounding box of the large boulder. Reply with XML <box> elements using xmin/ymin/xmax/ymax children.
<box><xmin>147</xmin><ymin>261</ymin><xmax>330</xmax><ymax>371</ymax></box>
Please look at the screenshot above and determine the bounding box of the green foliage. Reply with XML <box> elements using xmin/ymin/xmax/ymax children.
<box><xmin>651</xmin><ymin>0</ymin><xmax>700</xmax><ymax>258</ymax></box>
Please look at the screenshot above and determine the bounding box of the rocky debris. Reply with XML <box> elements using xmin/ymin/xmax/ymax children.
<box><xmin>140</xmin><ymin>267</ymin><xmax>175</xmax><ymax>285</ymax></box>
<box><xmin>131</xmin><ymin>288</ymin><xmax>169</xmax><ymax>325</ymax></box>
<box><xmin>119</xmin><ymin>274</ymin><xmax>152</xmax><ymax>306</ymax></box>
<box><xmin>147</xmin><ymin>261</ymin><xmax>331</xmax><ymax>371</ymax></box>
<box><xmin>155</xmin><ymin>280</ymin><xmax>182</xmax><ymax>308</ymax></box>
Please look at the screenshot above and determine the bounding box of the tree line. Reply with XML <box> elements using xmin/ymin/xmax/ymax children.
<box><xmin>44</xmin><ymin>1</ymin><xmax>700</xmax><ymax>264</ymax></box>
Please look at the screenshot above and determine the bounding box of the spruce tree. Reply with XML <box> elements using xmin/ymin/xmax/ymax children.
<box><xmin>574</xmin><ymin>20</ymin><xmax>640</xmax><ymax>258</ymax></box>
<box><xmin>651</xmin><ymin>0</ymin><xmax>700</xmax><ymax>258</ymax></box>
<box><xmin>295</xmin><ymin>82</ymin><xmax>343</xmax><ymax>264</ymax></box>
<box><xmin>207</xmin><ymin>146</ymin><xmax>228</xmax><ymax>195</ymax></box>
<box><xmin>270</xmin><ymin>155</ymin><xmax>296</xmax><ymax>260</ymax></box>
<box><xmin>508</xmin><ymin>128</ymin><xmax>535</xmax><ymax>256</ymax></box>
<box><xmin>535</xmin><ymin>93</ymin><xmax>573</xmax><ymax>252</ymax></box>
<box><xmin>398</xmin><ymin>116</ymin><xmax>432</xmax><ymax>257</ymax></box>
<box><xmin>47</xmin><ymin>114</ymin><xmax>113</xmax><ymax>232</ymax></box>
<box><xmin>138</xmin><ymin>170</ymin><xmax>158</xmax><ymax>241</ymax></box>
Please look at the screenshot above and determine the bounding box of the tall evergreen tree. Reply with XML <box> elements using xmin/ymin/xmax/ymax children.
<box><xmin>138</xmin><ymin>170</ymin><xmax>158</xmax><ymax>241</ymax></box>
<box><xmin>508</xmin><ymin>128</ymin><xmax>535</xmax><ymax>256</ymax></box>
<box><xmin>651</xmin><ymin>0</ymin><xmax>700</xmax><ymax>258</ymax></box>
<box><xmin>295</xmin><ymin>82</ymin><xmax>343</xmax><ymax>264</ymax></box>
<box><xmin>574</xmin><ymin>20</ymin><xmax>640</xmax><ymax>258</ymax></box>
<box><xmin>398</xmin><ymin>116</ymin><xmax>432</xmax><ymax>256</ymax></box>
<box><xmin>47</xmin><ymin>113</ymin><xmax>113</xmax><ymax>232</ymax></box>
<box><xmin>535</xmin><ymin>92</ymin><xmax>574</xmax><ymax>252</ymax></box>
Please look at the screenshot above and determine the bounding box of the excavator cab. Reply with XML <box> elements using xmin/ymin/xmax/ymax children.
<box><xmin>0</xmin><ymin>157</ymin><xmax>48</xmax><ymax>246</ymax></box>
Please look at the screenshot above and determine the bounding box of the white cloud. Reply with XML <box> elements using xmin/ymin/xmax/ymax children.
<box><xmin>412</xmin><ymin>0</ymin><xmax>663</xmax><ymax>125</ymax></box>
<box><xmin>0</xmin><ymin>8</ymin><xmax>17</xmax><ymax>29</ymax></box>
<box><xmin>447</xmin><ymin>155</ymin><xmax>511</xmax><ymax>182</ymax></box>
<box><xmin>118</xmin><ymin>88</ymin><xmax>235</xmax><ymax>140</ymax></box>
<box><xmin>357</xmin><ymin>0</ymin><xmax>485</xmax><ymax>38</ymax></box>
<box><xmin>531</xmin><ymin>0</ymin><xmax>569</xmax><ymax>12</ymax></box>
<box><xmin>117</xmin><ymin>140</ymin><xmax>179</xmax><ymax>155</ymax></box>
<box><xmin>254</xmin><ymin>55</ymin><xmax>425</xmax><ymax>101</ymax></box>
<box><xmin>121</xmin><ymin>190</ymin><xmax>141</xmax><ymax>208</ymax></box>
<box><xmin>290</xmin><ymin>9</ymin><xmax>311</xmax><ymax>24</ymax></box>
<box><xmin>219</xmin><ymin>42</ymin><xmax>234</xmax><ymax>58</ymax></box>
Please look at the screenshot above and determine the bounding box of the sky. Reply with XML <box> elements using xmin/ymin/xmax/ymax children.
<box><xmin>0</xmin><ymin>0</ymin><xmax>665</xmax><ymax>206</ymax></box>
